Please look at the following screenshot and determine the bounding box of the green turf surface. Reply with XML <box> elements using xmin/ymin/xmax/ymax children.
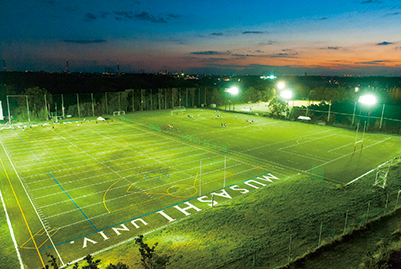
<box><xmin>0</xmin><ymin>109</ymin><xmax>400</xmax><ymax>268</ymax></box>
<box><xmin>0</xmin><ymin>190</ymin><xmax>20</xmax><ymax>268</ymax></box>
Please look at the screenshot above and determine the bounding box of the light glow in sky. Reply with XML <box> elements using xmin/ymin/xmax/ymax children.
<box><xmin>1</xmin><ymin>0</ymin><xmax>401</xmax><ymax>75</ymax></box>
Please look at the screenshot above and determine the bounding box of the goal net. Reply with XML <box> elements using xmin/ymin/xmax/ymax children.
<box><xmin>113</xmin><ymin>111</ymin><xmax>125</xmax><ymax>116</ymax></box>
<box><xmin>7</xmin><ymin>95</ymin><xmax>30</xmax><ymax>124</ymax></box>
<box><xmin>171</xmin><ymin>106</ymin><xmax>186</xmax><ymax>116</ymax></box>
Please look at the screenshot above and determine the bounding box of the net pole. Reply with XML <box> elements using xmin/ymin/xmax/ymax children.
<box><xmin>44</xmin><ymin>94</ymin><xmax>48</xmax><ymax>120</ymax></box>
<box><xmin>204</xmin><ymin>87</ymin><xmax>207</xmax><ymax>106</ymax></box>
<box><xmin>91</xmin><ymin>93</ymin><xmax>95</xmax><ymax>117</ymax></box>
<box><xmin>151</xmin><ymin>89</ymin><xmax>154</xmax><ymax>110</ymax></box>
<box><xmin>379</xmin><ymin>103</ymin><xmax>385</xmax><ymax>130</ymax></box>
<box><xmin>105</xmin><ymin>92</ymin><xmax>108</xmax><ymax>115</ymax></box>
<box><xmin>118</xmin><ymin>92</ymin><xmax>121</xmax><ymax>111</ymax></box>
<box><xmin>361</xmin><ymin>121</ymin><xmax>366</xmax><ymax>149</ymax></box>
<box><xmin>132</xmin><ymin>89</ymin><xmax>135</xmax><ymax>112</ymax></box>
<box><xmin>354</xmin><ymin>122</ymin><xmax>359</xmax><ymax>152</ymax></box>
<box><xmin>6</xmin><ymin>96</ymin><xmax>11</xmax><ymax>125</ymax></box>
<box><xmin>76</xmin><ymin>93</ymin><xmax>80</xmax><ymax>118</ymax></box>
<box><xmin>352</xmin><ymin>101</ymin><xmax>357</xmax><ymax>125</ymax></box>
<box><xmin>141</xmin><ymin>89</ymin><xmax>144</xmax><ymax>111</ymax></box>
<box><xmin>327</xmin><ymin>100</ymin><xmax>331</xmax><ymax>122</ymax></box>
<box><xmin>26</xmin><ymin>96</ymin><xmax>30</xmax><ymax>123</ymax></box>
<box><xmin>62</xmin><ymin>94</ymin><xmax>65</xmax><ymax>118</ymax></box>
<box><xmin>158</xmin><ymin>89</ymin><xmax>161</xmax><ymax>111</ymax></box>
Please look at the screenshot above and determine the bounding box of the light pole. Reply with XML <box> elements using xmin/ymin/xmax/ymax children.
<box><xmin>225</xmin><ymin>87</ymin><xmax>239</xmax><ymax>111</ymax></box>
<box><xmin>358</xmin><ymin>94</ymin><xmax>377</xmax><ymax>131</ymax></box>
<box><xmin>280</xmin><ymin>90</ymin><xmax>292</xmax><ymax>118</ymax></box>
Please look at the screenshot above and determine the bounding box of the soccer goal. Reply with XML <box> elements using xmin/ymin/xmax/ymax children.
<box><xmin>374</xmin><ymin>157</ymin><xmax>400</xmax><ymax>188</ymax></box>
<box><xmin>171</xmin><ymin>106</ymin><xmax>186</xmax><ymax>116</ymax></box>
<box><xmin>354</xmin><ymin>121</ymin><xmax>366</xmax><ymax>152</ymax></box>
<box><xmin>375</xmin><ymin>170</ymin><xmax>389</xmax><ymax>188</ymax></box>
<box><xmin>113</xmin><ymin>111</ymin><xmax>125</xmax><ymax>116</ymax></box>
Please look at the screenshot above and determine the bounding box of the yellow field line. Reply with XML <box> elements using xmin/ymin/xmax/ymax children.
<box><xmin>103</xmin><ymin>178</ymin><xmax>125</xmax><ymax>213</ymax></box>
<box><xmin>0</xmin><ymin>158</ymin><xmax>45</xmax><ymax>268</ymax></box>
<box><xmin>193</xmin><ymin>173</ymin><xmax>198</xmax><ymax>187</ymax></box>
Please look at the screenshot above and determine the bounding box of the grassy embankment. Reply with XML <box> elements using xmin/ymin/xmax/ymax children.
<box><xmin>65</xmin><ymin>161</ymin><xmax>401</xmax><ymax>269</ymax></box>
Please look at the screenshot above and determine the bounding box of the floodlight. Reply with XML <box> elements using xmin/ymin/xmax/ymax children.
<box><xmin>227</xmin><ymin>87</ymin><xmax>239</xmax><ymax>95</ymax></box>
<box><xmin>358</xmin><ymin>94</ymin><xmax>377</xmax><ymax>105</ymax></box>
<box><xmin>280</xmin><ymin>90</ymin><xmax>292</xmax><ymax>99</ymax></box>
<box><xmin>277</xmin><ymin>82</ymin><xmax>285</xmax><ymax>89</ymax></box>
<box><xmin>355</xmin><ymin>87</ymin><xmax>359</xmax><ymax>92</ymax></box>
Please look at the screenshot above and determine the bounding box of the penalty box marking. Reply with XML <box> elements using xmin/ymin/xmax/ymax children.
<box><xmin>103</xmin><ymin>170</ymin><xmax>236</xmax><ymax>213</ymax></box>
<box><xmin>20</xmin><ymin>226</ymin><xmax>60</xmax><ymax>250</ymax></box>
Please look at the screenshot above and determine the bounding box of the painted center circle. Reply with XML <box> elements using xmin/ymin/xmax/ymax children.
<box><xmin>167</xmin><ymin>184</ymin><xmax>197</xmax><ymax>197</ymax></box>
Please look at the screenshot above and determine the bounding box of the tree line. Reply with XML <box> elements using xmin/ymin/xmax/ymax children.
<box><xmin>2</xmin><ymin>83</ymin><xmax>401</xmax><ymax>123</ymax></box>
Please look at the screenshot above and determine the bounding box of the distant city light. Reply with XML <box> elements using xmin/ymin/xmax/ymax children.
<box><xmin>358</xmin><ymin>94</ymin><xmax>377</xmax><ymax>105</ymax></box>
<box><xmin>277</xmin><ymin>82</ymin><xmax>285</xmax><ymax>89</ymax></box>
<box><xmin>260</xmin><ymin>75</ymin><xmax>277</xmax><ymax>80</ymax></box>
<box><xmin>280</xmin><ymin>90</ymin><xmax>292</xmax><ymax>99</ymax></box>
<box><xmin>226</xmin><ymin>87</ymin><xmax>239</xmax><ymax>95</ymax></box>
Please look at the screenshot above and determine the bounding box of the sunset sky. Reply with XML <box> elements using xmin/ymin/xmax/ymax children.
<box><xmin>1</xmin><ymin>0</ymin><xmax>401</xmax><ymax>75</ymax></box>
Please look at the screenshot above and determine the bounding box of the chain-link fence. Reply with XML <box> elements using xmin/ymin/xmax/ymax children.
<box><xmin>216</xmin><ymin>160</ymin><xmax>401</xmax><ymax>269</ymax></box>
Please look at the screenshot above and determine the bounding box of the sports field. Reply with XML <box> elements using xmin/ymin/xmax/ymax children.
<box><xmin>0</xmin><ymin>108</ymin><xmax>400</xmax><ymax>268</ymax></box>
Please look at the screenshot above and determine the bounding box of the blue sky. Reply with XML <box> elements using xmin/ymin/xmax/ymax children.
<box><xmin>1</xmin><ymin>0</ymin><xmax>401</xmax><ymax>75</ymax></box>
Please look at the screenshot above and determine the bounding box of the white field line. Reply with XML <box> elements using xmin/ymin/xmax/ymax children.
<box><xmin>40</xmin><ymin>151</ymin><xmax>260</xmax><ymax>214</ymax></box>
<box><xmin>0</xmin><ymin>190</ymin><xmax>24</xmax><ymax>269</ymax></box>
<box><xmin>7</xmin><ymin>130</ymin><xmax>148</xmax><ymax>152</ymax></box>
<box><xmin>48</xmin><ymin>165</ymin><xmax>262</xmax><ymax>231</ymax></box>
<box><xmin>242</xmin><ymin>129</ymin><xmax>333</xmax><ymax>153</ymax></box>
<box><xmin>43</xmin><ymin>161</ymin><xmax>246</xmax><ymax>220</ymax></box>
<box><xmin>346</xmin><ymin>159</ymin><xmax>393</xmax><ymax>185</ymax></box>
<box><xmin>121</xmin><ymin>120</ymin><xmax>278</xmax><ymax>169</ymax></box>
<box><xmin>328</xmin><ymin>142</ymin><xmax>355</xmax><ymax>153</ymax></box>
<box><xmin>0</xmin><ymin>138</ymin><xmax>65</xmax><ymax>266</ymax></box>
<box><xmin>193</xmin><ymin>120</ymin><xmax>281</xmax><ymax>136</ymax></box>
<box><xmin>28</xmin><ymin>121</ymin><xmax>286</xmax><ymax>228</ymax></box>
<box><xmin>12</xmin><ymin>138</ymin><xmax>152</xmax><ymax>166</ymax></box>
<box><xmin>24</xmin><ymin>146</ymin><xmax>203</xmax><ymax>186</ymax></box>
<box><xmin>277</xmin><ymin>149</ymin><xmax>330</xmax><ymax>162</ymax></box>
<box><xmin>230</xmin><ymin>149</ymin><xmax>305</xmax><ymax>173</ymax></box>
<box><xmin>36</xmin><ymin>156</ymin><xmax>238</xmax><ymax>203</ymax></box>
<box><xmin>305</xmin><ymin>137</ymin><xmax>392</xmax><ymax>174</ymax></box>
<box><xmin>125</xmin><ymin>120</ymin><xmax>296</xmax><ymax>176</ymax></box>
<box><xmin>29</xmin><ymin>146</ymin><xmax>209</xmax><ymax>190</ymax></box>
<box><xmin>60</xmin><ymin>169</ymin><xmax>297</xmax><ymax>269</ymax></box>
<box><xmin>14</xmin><ymin>137</ymin><xmax>177</xmax><ymax>173</ymax></box>
<box><xmin>276</xmin><ymin>133</ymin><xmax>336</xmax><ymax>151</ymax></box>
<box><xmin>15</xmin><ymin>128</ymin><xmax>164</xmax><ymax>171</ymax></box>
<box><xmin>6</xmin><ymin>129</ymin><xmax>150</xmax><ymax>159</ymax></box>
